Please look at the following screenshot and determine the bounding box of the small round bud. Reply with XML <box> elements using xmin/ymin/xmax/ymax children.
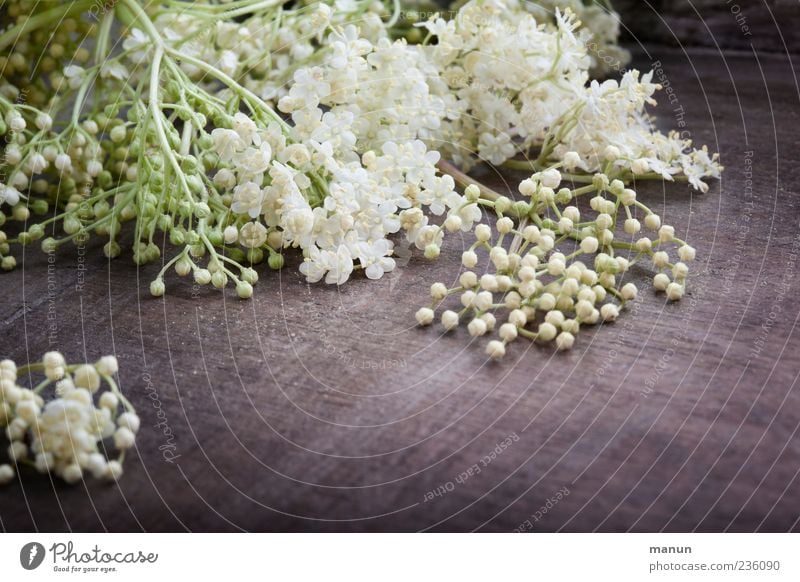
<box><xmin>62</xmin><ymin>463</ymin><xmax>83</xmax><ymax>484</ymax></box>
<box><xmin>481</xmin><ymin>313</ymin><xmax>496</xmax><ymax>331</ymax></box>
<box><xmin>194</xmin><ymin>202</ymin><xmax>211</xmax><ymax>219</ymax></box>
<box><xmin>462</xmin><ymin>250</ymin><xmax>478</xmax><ymax>268</ymax></box>
<box><xmin>540</xmin><ymin>168</ymin><xmax>561</xmax><ymax>189</ymax></box>
<box><xmin>73</xmin><ymin>364</ymin><xmax>101</xmax><ymax>392</ymax></box>
<box><xmin>110</xmin><ymin>125</ymin><xmax>127</xmax><ymax>143</ymax></box>
<box><xmin>496</xmin><ymin>217</ymin><xmax>514</xmax><ymax>234</ymax></box>
<box><xmin>114</xmin><ymin>427</ymin><xmax>136</xmax><ymax>450</ymax></box>
<box><xmin>95</xmin><ymin>356</ymin><xmax>118</xmax><ymax>376</ymax></box>
<box><xmin>0</xmin><ymin>464</ymin><xmax>15</xmax><ymax>485</ymax></box>
<box><xmin>518</xmin><ymin>178</ymin><xmax>536</xmax><ymax>197</ymax></box>
<box><xmin>460</xmin><ymin>271</ymin><xmax>478</xmax><ymax>288</ymax></box>
<box><xmin>666</xmin><ymin>282</ymin><xmax>684</xmax><ymax>301</ymax></box>
<box><xmin>441</xmin><ymin>310</ymin><xmax>459</xmax><ymax>331</ymax></box>
<box><xmin>539</xmin><ymin>293</ymin><xmax>556</xmax><ymax>311</ymax></box>
<box><xmin>537</xmin><ymin>322</ymin><xmax>557</xmax><ymax>342</ymax></box>
<box><xmin>105</xmin><ymin>461</ymin><xmax>124</xmax><ymax>480</ymax></box>
<box><xmin>575</xmin><ymin>299</ymin><xmax>594</xmax><ymax>320</ymax></box>
<box><xmin>485</xmin><ymin>340</ymin><xmax>506</xmax><ymax>360</ymax></box>
<box><xmin>1</xmin><ymin>256</ymin><xmax>16</xmax><ymax>271</ymax></box>
<box><xmin>547</xmin><ymin>256</ymin><xmax>565</xmax><ymax>276</ymax></box>
<box><xmin>41</xmin><ymin>237</ymin><xmax>58</xmax><ymax>253</ymax></box>
<box><xmin>499</xmin><ymin>323</ymin><xmax>518</xmax><ymax>342</ymax></box>
<box><xmin>595</xmin><ymin>213</ymin><xmax>613</xmax><ymax>231</ymax></box>
<box><xmin>600</xmin><ymin>303</ymin><xmax>619</xmax><ymax>321</ymax></box>
<box><xmin>464</xmin><ymin>184</ymin><xmax>480</xmax><ymax>202</ymax></box>
<box><xmin>211</xmin><ymin>271</ymin><xmax>228</xmax><ymax>288</ymax></box>
<box><xmin>644</xmin><ymin>214</ymin><xmax>661</xmax><ymax>231</ymax></box>
<box><xmin>475</xmin><ymin>224</ymin><xmax>492</xmax><ymax>242</ymax></box>
<box><xmin>268</xmin><ymin>253</ymin><xmax>285</xmax><ymax>270</ymax></box>
<box><xmin>103</xmin><ymin>241</ymin><xmax>121</xmax><ymax>259</ymax></box>
<box><xmin>236</xmin><ymin>281</ymin><xmax>253</xmax><ymax>299</ymax></box>
<box><xmin>460</xmin><ymin>290</ymin><xmax>476</xmax><ymax>308</ymax></box>
<box><xmin>494</xmin><ymin>196</ymin><xmax>512</xmax><ymax>214</ymax></box>
<box><xmin>224</xmin><ymin>225</ymin><xmax>239</xmax><ymax>245</ymax></box>
<box><xmin>508</xmin><ymin>309</ymin><xmax>527</xmax><ymax>327</ymax></box>
<box><xmin>562</xmin><ymin>206</ymin><xmax>580</xmax><ymax>223</ymax></box>
<box><xmin>636</xmin><ymin>237</ymin><xmax>652</xmax><ymax>252</ymax></box>
<box><xmin>424</xmin><ymin>244</ymin><xmax>440</xmax><ymax>259</ymax></box>
<box><xmin>194</xmin><ymin>269</ymin><xmax>212</xmax><ymax>285</ymax></box>
<box><xmin>150</xmin><ymin>279</ymin><xmax>165</xmax><ymax>297</ymax></box>
<box><xmin>431</xmin><ymin>282</ymin><xmax>448</xmax><ymax>301</ymax></box>
<box><xmin>653</xmin><ymin>251</ymin><xmax>670</xmax><ymax>268</ymax></box>
<box><xmin>468</xmin><ymin>318</ymin><xmax>488</xmax><ymax>337</ymax></box>
<box><xmin>580</xmin><ymin>237</ymin><xmax>599</xmax><ymax>254</ymax></box>
<box><xmin>99</xmin><ymin>392</ymin><xmax>119</xmax><ymax>410</ymax></box>
<box><xmin>658</xmin><ymin>225</ymin><xmax>675</xmax><ymax>242</ymax></box>
<box><xmin>555</xmin><ymin>332</ymin><xmax>575</xmax><ymax>350</ymax></box>
<box><xmin>175</xmin><ymin>258</ymin><xmax>192</xmax><ymax>277</ymax></box>
<box><xmin>620</xmin><ymin>189</ymin><xmax>637</xmax><ymax>206</ymax></box>
<box><xmin>620</xmin><ymin>283</ymin><xmax>638</xmax><ymax>301</ymax></box>
<box><xmin>678</xmin><ymin>245</ymin><xmax>696</xmax><ymax>262</ymax></box>
<box><xmin>415</xmin><ymin>307</ymin><xmax>435</xmax><ymax>326</ymax></box>
<box><xmin>475</xmin><ymin>291</ymin><xmax>493</xmax><ymax>311</ymax></box>
<box><xmin>444</xmin><ymin>215</ymin><xmax>462</xmax><ymax>232</ymax></box>
<box><xmin>241</xmin><ymin>268</ymin><xmax>258</xmax><ymax>284</ymax></box>
<box><xmin>624</xmin><ymin>218</ymin><xmax>641</xmax><ymax>235</ymax></box>
<box><xmin>653</xmin><ymin>273</ymin><xmax>670</xmax><ymax>291</ymax></box>
<box><xmin>673</xmin><ymin>262</ymin><xmax>689</xmax><ymax>280</ymax></box>
<box><xmin>522</xmin><ymin>225</ymin><xmax>540</xmax><ymax>243</ymax></box>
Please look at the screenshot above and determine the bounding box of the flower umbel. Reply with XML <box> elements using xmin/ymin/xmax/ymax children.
<box><xmin>0</xmin><ymin>353</ymin><xmax>137</xmax><ymax>485</ymax></box>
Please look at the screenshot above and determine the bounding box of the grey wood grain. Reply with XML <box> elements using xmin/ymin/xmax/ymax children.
<box><xmin>614</xmin><ymin>0</ymin><xmax>799</xmax><ymax>54</ymax></box>
<box><xmin>0</xmin><ymin>46</ymin><xmax>799</xmax><ymax>532</ymax></box>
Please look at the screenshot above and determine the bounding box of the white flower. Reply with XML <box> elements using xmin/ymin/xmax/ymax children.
<box><xmin>418</xmin><ymin>174</ymin><xmax>456</xmax><ymax>216</ymax></box>
<box><xmin>63</xmin><ymin>65</ymin><xmax>85</xmax><ymax>89</ymax></box>
<box><xmin>281</xmin><ymin>205</ymin><xmax>315</xmax><ymax>243</ymax></box>
<box><xmin>234</xmin><ymin>142</ymin><xmax>272</xmax><ymax>179</ymax></box>
<box><xmin>211</xmin><ymin>128</ymin><xmax>245</xmax><ymax>161</ymax></box>
<box><xmin>231</xmin><ymin>182</ymin><xmax>265</xmax><ymax>218</ymax></box>
<box><xmin>123</xmin><ymin>26</ymin><xmax>161</xmax><ymax>65</ymax></box>
<box><xmin>100</xmin><ymin>62</ymin><xmax>129</xmax><ymax>81</ymax></box>
<box><xmin>238</xmin><ymin>221</ymin><xmax>267</xmax><ymax>248</ymax></box>
<box><xmin>478</xmin><ymin>132</ymin><xmax>517</xmax><ymax>166</ymax></box>
<box><xmin>232</xmin><ymin>112</ymin><xmax>259</xmax><ymax>145</ymax></box>
<box><xmin>0</xmin><ymin>185</ymin><xmax>21</xmax><ymax>207</ymax></box>
<box><xmin>355</xmin><ymin>239</ymin><xmax>396</xmax><ymax>280</ymax></box>
<box><xmin>299</xmin><ymin>245</ymin><xmax>354</xmax><ymax>285</ymax></box>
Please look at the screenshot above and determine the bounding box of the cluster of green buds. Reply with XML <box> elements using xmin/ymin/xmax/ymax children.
<box><xmin>417</xmin><ymin>159</ymin><xmax>695</xmax><ymax>358</ymax></box>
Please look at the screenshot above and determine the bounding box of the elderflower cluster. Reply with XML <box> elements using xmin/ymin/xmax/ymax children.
<box><xmin>145</xmin><ymin>1</ymin><xmax>389</xmax><ymax>104</ymax></box>
<box><xmin>236</xmin><ymin>24</ymin><xmax>485</xmax><ymax>285</ymax></box>
<box><xmin>0</xmin><ymin>0</ymin><xmax>718</xmax><ymax>303</ymax></box>
<box><xmin>524</xmin><ymin>0</ymin><xmax>631</xmax><ymax>78</ymax></box>
<box><xmin>0</xmin><ymin>353</ymin><xmax>138</xmax><ymax>486</ymax></box>
<box><xmin>410</xmin><ymin>0</ymin><xmax>721</xmax><ymax>189</ymax></box>
<box><xmin>416</xmin><ymin>166</ymin><xmax>697</xmax><ymax>358</ymax></box>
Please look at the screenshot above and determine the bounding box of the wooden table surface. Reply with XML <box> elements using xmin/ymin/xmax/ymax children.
<box><xmin>2</xmin><ymin>46</ymin><xmax>799</xmax><ymax>532</ymax></box>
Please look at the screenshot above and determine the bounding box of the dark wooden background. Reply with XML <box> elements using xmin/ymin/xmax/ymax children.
<box><xmin>615</xmin><ymin>0</ymin><xmax>799</xmax><ymax>53</ymax></box>
<box><xmin>2</xmin><ymin>5</ymin><xmax>800</xmax><ymax>532</ymax></box>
